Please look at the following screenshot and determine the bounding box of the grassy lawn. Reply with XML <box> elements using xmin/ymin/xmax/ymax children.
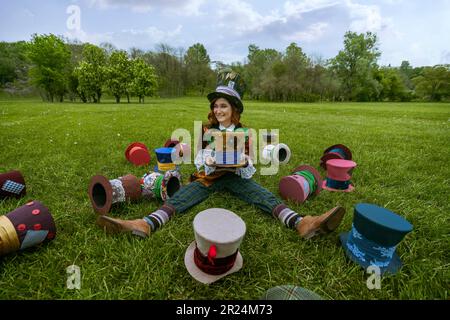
<box><xmin>0</xmin><ymin>97</ymin><xmax>449</xmax><ymax>300</ymax></box>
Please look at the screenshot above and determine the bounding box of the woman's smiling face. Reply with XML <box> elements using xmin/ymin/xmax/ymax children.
<box><xmin>213</xmin><ymin>97</ymin><xmax>233</xmax><ymax>127</ymax></box>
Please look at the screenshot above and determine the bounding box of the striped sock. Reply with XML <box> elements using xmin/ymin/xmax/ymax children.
<box><xmin>144</xmin><ymin>204</ymin><xmax>175</xmax><ymax>232</ymax></box>
<box><xmin>272</xmin><ymin>204</ymin><xmax>303</xmax><ymax>229</ymax></box>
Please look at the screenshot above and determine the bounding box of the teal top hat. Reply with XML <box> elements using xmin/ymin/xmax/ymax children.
<box><xmin>340</xmin><ymin>203</ymin><xmax>413</xmax><ymax>275</ymax></box>
<box><xmin>207</xmin><ymin>68</ymin><xmax>246</xmax><ymax>114</ymax></box>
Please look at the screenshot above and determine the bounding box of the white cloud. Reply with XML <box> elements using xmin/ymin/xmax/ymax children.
<box><xmin>88</xmin><ymin>0</ymin><xmax>206</xmax><ymax>15</ymax></box>
<box><xmin>283</xmin><ymin>22</ymin><xmax>328</xmax><ymax>42</ymax></box>
<box><xmin>121</xmin><ymin>25</ymin><xmax>182</xmax><ymax>42</ymax></box>
<box><xmin>283</xmin><ymin>0</ymin><xmax>340</xmax><ymax>17</ymax></box>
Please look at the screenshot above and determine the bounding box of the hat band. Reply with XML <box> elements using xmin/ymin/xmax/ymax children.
<box><xmin>328</xmin><ymin>148</ymin><xmax>347</xmax><ymax>159</ymax></box>
<box><xmin>346</xmin><ymin>224</ymin><xmax>397</xmax><ymax>268</ymax></box>
<box><xmin>194</xmin><ymin>246</ymin><xmax>238</xmax><ymax>275</ymax></box>
<box><xmin>215</xmin><ymin>86</ymin><xmax>241</xmax><ymax>100</ymax></box>
<box><xmin>325</xmin><ymin>178</ymin><xmax>351</xmax><ymax>190</ymax></box>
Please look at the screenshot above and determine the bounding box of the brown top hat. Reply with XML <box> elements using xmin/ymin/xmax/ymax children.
<box><xmin>125</xmin><ymin>142</ymin><xmax>151</xmax><ymax>166</ymax></box>
<box><xmin>320</xmin><ymin>144</ymin><xmax>352</xmax><ymax>170</ymax></box>
<box><xmin>0</xmin><ymin>170</ymin><xmax>26</xmax><ymax>199</ymax></box>
<box><xmin>88</xmin><ymin>174</ymin><xmax>141</xmax><ymax>215</ymax></box>
<box><xmin>0</xmin><ymin>200</ymin><xmax>56</xmax><ymax>256</ymax></box>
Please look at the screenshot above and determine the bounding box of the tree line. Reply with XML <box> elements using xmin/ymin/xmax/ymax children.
<box><xmin>1</xmin><ymin>31</ymin><xmax>449</xmax><ymax>102</ymax></box>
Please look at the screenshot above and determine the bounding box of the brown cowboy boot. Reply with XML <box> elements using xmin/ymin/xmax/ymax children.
<box><xmin>96</xmin><ymin>216</ymin><xmax>150</xmax><ymax>238</ymax></box>
<box><xmin>296</xmin><ymin>206</ymin><xmax>346</xmax><ymax>239</ymax></box>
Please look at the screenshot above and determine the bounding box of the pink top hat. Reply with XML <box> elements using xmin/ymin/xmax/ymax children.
<box><xmin>125</xmin><ymin>142</ymin><xmax>151</xmax><ymax>166</ymax></box>
<box><xmin>279</xmin><ymin>165</ymin><xmax>323</xmax><ymax>204</ymax></box>
<box><xmin>322</xmin><ymin>159</ymin><xmax>357</xmax><ymax>192</ymax></box>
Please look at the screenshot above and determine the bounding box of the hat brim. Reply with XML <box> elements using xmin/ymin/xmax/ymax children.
<box><xmin>324</xmin><ymin>144</ymin><xmax>352</xmax><ymax>160</ymax></box>
<box><xmin>339</xmin><ymin>232</ymin><xmax>402</xmax><ymax>275</ymax></box>
<box><xmin>88</xmin><ymin>175</ymin><xmax>113</xmax><ymax>215</ymax></box>
<box><xmin>207</xmin><ymin>92</ymin><xmax>243</xmax><ymax>114</ymax></box>
<box><xmin>184</xmin><ymin>241</ymin><xmax>243</xmax><ymax>284</ymax></box>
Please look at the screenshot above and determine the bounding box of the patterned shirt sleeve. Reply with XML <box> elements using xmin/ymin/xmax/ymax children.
<box><xmin>194</xmin><ymin>149</ymin><xmax>216</xmax><ymax>175</ymax></box>
<box><xmin>235</xmin><ymin>156</ymin><xmax>256</xmax><ymax>179</ymax></box>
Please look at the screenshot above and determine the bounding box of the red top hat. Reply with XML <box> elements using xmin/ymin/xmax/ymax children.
<box><xmin>125</xmin><ymin>142</ymin><xmax>151</xmax><ymax>166</ymax></box>
<box><xmin>320</xmin><ymin>144</ymin><xmax>352</xmax><ymax>170</ymax></box>
<box><xmin>322</xmin><ymin>159</ymin><xmax>357</xmax><ymax>192</ymax></box>
<box><xmin>0</xmin><ymin>170</ymin><xmax>26</xmax><ymax>199</ymax></box>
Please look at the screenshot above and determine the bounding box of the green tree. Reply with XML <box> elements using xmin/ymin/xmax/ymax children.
<box><xmin>75</xmin><ymin>43</ymin><xmax>107</xmax><ymax>103</ymax></box>
<box><xmin>129</xmin><ymin>58</ymin><xmax>158</xmax><ymax>103</ymax></box>
<box><xmin>184</xmin><ymin>43</ymin><xmax>215</xmax><ymax>95</ymax></box>
<box><xmin>105</xmin><ymin>50</ymin><xmax>131</xmax><ymax>103</ymax></box>
<box><xmin>412</xmin><ymin>65</ymin><xmax>450</xmax><ymax>101</ymax></box>
<box><xmin>27</xmin><ymin>34</ymin><xmax>71</xmax><ymax>102</ymax></box>
<box><xmin>376</xmin><ymin>67</ymin><xmax>409</xmax><ymax>101</ymax></box>
<box><xmin>330</xmin><ymin>31</ymin><xmax>381</xmax><ymax>101</ymax></box>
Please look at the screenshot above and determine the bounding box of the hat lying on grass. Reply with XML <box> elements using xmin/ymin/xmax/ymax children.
<box><xmin>140</xmin><ymin>170</ymin><xmax>182</xmax><ymax>201</ymax></box>
<box><xmin>0</xmin><ymin>170</ymin><xmax>26</xmax><ymax>199</ymax></box>
<box><xmin>340</xmin><ymin>203</ymin><xmax>413</xmax><ymax>275</ymax></box>
<box><xmin>154</xmin><ymin>147</ymin><xmax>177</xmax><ymax>172</ymax></box>
<box><xmin>184</xmin><ymin>208</ymin><xmax>246</xmax><ymax>284</ymax></box>
<box><xmin>320</xmin><ymin>144</ymin><xmax>352</xmax><ymax>170</ymax></box>
<box><xmin>322</xmin><ymin>159</ymin><xmax>357</xmax><ymax>192</ymax></box>
<box><xmin>279</xmin><ymin>164</ymin><xmax>323</xmax><ymax>204</ymax></box>
<box><xmin>0</xmin><ymin>200</ymin><xmax>56</xmax><ymax>256</ymax></box>
<box><xmin>125</xmin><ymin>142</ymin><xmax>151</xmax><ymax>166</ymax></box>
<box><xmin>88</xmin><ymin>174</ymin><xmax>141</xmax><ymax>215</ymax></box>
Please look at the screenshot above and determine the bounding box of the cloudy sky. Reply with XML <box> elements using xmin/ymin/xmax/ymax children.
<box><xmin>1</xmin><ymin>0</ymin><xmax>449</xmax><ymax>67</ymax></box>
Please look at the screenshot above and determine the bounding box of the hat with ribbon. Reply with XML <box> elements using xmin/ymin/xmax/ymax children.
<box><xmin>184</xmin><ymin>208</ymin><xmax>246</xmax><ymax>284</ymax></box>
<box><xmin>320</xmin><ymin>144</ymin><xmax>352</xmax><ymax>170</ymax></box>
<box><xmin>125</xmin><ymin>142</ymin><xmax>151</xmax><ymax>166</ymax></box>
<box><xmin>0</xmin><ymin>170</ymin><xmax>26</xmax><ymax>199</ymax></box>
<box><xmin>140</xmin><ymin>170</ymin><xmax>182</xmax><ymax>202</ymax></box>
<box><xmin>279</xmin><ymin>165</ymin><xmax>323</xmax><ymax>204</ymax></box>
<box><xmin>88</xmin><ymin>174</ymin><xmax>142</xmax><ymax>215</ymax></box>
<box><xmin>207</xmin><ymin>68</ymin><xmax>246</xmax><ymax>114</ymax></box>
<box><xmin>340</xmin><ymin>203</ymin><xmax>413</xmax><ymax>275</ymax></box>
<box><xmin>322</xmin><ymin>159</ymin><xmax>357</xmax><ymax>192</ymax></box>
<box><xmin>0</xmin><ymin>200</ymin><xmax>56</xmax><ymax>256</ymax></box>
<box><xmin>261</xmin><ymin>285</ymin><xmax>323</xmax><ymax>300</ymax></box>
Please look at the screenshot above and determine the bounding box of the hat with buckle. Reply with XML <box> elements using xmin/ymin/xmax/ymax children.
<box><xmin>320</xmin><ymin>144</ymin><xmax>352</xmax><ymax>170</ymax></box>
<box><xmin>279</xmin><ymin>165</ymin><xmax>323</xmax><ymax>204</ymax></box>
<box><xmin>125</xmin><ymin>142</ymin><xmax>151</xmax><ymax>166</ymax></box>
<box><xmin>184</xmin><ymin>208</ymin><xmax>246</xmax><ymax>284</ymax></box>
<box><xmin>340</xmin><ymin>203</ymin><xmax>413</xmax><ymax>275</ymax></box>
<box><xmin>207</xmin><ymin>68</ymin><xmax>246</xmax><ymax>114</ymax></box>
<box><xmin>88</xmin><ymin>174</ymin><xmax>142</xmax><ymax>215</ymax></box>
<box><xmin>0</xmin><ymin>200</ymin><xmax>56</xmax><ymax>256</ymax></box>
<box><xmin>0</xmin><ymin>170</ymin><xmax>26</xmax><ymax>199</ymax></box>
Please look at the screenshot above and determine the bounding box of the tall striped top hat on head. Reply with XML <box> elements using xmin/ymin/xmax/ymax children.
<box><xmin>0</xmin><ymin>170</ymin><xmax>26</xmax><ymax>199</ymax></box>
<box><xmin>184</xmin><ymin>208</ymin><xmax>246</xmax><ymax>284</ymax></box>
<box><xmin>340</xmin><ymin>203</ymin><xmax>413</xmax><ymax>275</ymax></box>
<box><xmin>207</xmin><ymin>68</ymin><xmax>246</xmax><ymax>114</ymax></box>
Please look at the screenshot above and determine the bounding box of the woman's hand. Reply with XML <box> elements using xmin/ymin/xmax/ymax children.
<box><xmin>205</xmin><ymin>156</ymin><xmax>216</xmax><ymax>166</ymax></box>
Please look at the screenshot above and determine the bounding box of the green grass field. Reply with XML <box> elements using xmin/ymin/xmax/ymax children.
<box><xmin>0</xmin><ymin>97</ymin><xmax>449</xmax><ymax>299</ymax></box>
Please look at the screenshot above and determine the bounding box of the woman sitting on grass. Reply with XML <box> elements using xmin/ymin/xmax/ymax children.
<box><xmin>97</xmin><ymin>69</ymin><xmax>346</xmax><ymax>239</ymax></box>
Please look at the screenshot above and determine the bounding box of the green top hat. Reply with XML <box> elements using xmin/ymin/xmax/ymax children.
<box><xmin>207</xmin><ymin>68</ymin><xmax>246</xmax><ymax>114</ymax></box>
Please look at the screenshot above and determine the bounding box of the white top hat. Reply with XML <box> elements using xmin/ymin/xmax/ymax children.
<box><xmin>184</xmin><ymin>208</ymin><xmax>246</xmax><ymax>284</ymax></box>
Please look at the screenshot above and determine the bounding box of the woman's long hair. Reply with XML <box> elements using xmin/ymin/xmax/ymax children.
<box><xmin>207</xmin><ymin>97</ymin><xmax>242</xmax><ymax>128</ymax></box>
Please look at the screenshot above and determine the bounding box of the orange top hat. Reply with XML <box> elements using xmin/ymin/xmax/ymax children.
<box><xmin>125</xmin><ymin>142</ymin><xmax>151</xmax><ymax>166</ymax></box>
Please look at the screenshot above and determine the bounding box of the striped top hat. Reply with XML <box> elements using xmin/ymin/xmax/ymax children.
<box><xmin>0</xmin><ymin>170</ymin><xmax>26</xmax><ymax>199</ymax></box>
<box><xmin>323</xmin><ymin>159</ymin><xmax>357</xmax><ymax>192</ymax></box>
<box><xmin>0</xmin><ymin>200</ymin><xmax>56</xmax><ymax>256</ymax></box>
<box><xmin>279</xmin><ymin>165</ymin><xmax>323</xmax><ymax>204</ymax></box>
<box><xmin>125</xmin><ymin>142</ymin><xmax>151</xmax><ymax>166</ymax></box>
<box><xmin>184</xmin><ymin>208</ymin><xmax>246</xmax><ymax>284</ymax></box>
<box><xmin>340</xmin><ymin>203</ymin><xmax>413</xmax><ymax>274</ymax></box>
<box><xmin>320</xmin><ymin>144</ymin><xmax>352</xmax><ymax>170</ymax></box>
<box><xmin>207</xmin><ymin>68</ymin><xmax>246</xmax><ymax>114</ymax></box>
<box><xmin>140</xmin><ymin>170</ymin><xmax>182</xmax><ymax>201</ymax></box>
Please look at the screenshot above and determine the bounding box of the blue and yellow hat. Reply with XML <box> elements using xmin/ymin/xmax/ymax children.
<box><xmin>154</xmin><ymin>147</ymin><xmax>177</xmax><ymax>172</ymax></box>
<box><xmin>340</xmin><ymin>203</ymin><xmax>413</xmax><ymax>275</ymax></box>
<box><xmin>207</xmin><ymin>68</ymin><xmax>246</xmax><ymax>114</ymax></box>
